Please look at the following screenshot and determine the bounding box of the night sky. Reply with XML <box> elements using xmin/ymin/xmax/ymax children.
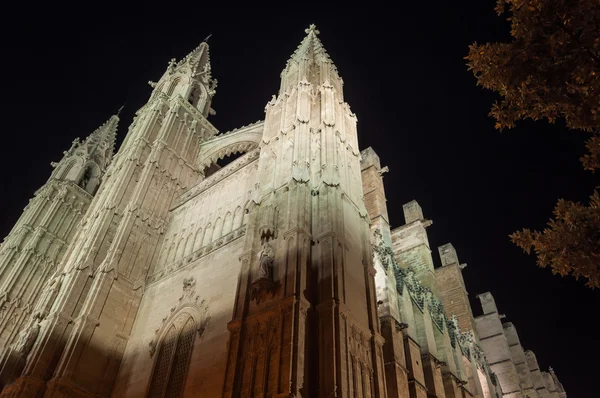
<box><xmin>1</xmin><ymin>2</ymin><xmax>597</xmax><ymax>396</ymax></box>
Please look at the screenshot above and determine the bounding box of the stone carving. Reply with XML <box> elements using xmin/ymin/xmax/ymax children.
<box><xmin>446</xmin><ymin>314</ymin><xmax>459</xmax><ymax>348</ymax></box>
<box><xmin>148</xmin><ymin>337</ymin><xmax>158</xmax><ymax>358</ymax></box>
<box><xmin>250</xmin><ymin>242</ymin><xmax>277</xmax><ymax>304</ymax></box>
<box><xmin>427</xmin><ymin>295</ymin><xmax>446</xmax><ymax>330</ymax></box>
<box><xmin>404</xmin><ymin>268</ymin><xmax>420</xmax><ymax>292</ymax></box>
<box><xmin>256</xmin><ymin>242</ymin><xmax>275</xmax><ymax>279</ymax></box>
<box><xmin>148</xmin><ymin>276</ymin><xmax>210</xmax><ymax>357</ymax></box>
<box><xmin>182</xmin><ymin>276</ymin><xmax>196</xmax><ymax>298</ymax></box>
<box><xmin>371</xmin><ymin>229</ymin><xmax>397</xmax><ymax>272</ymax></box>
<box><xmin>14</xmin><ymin>320</ymin><xmax>40</xmax><ymax>355</ymax></box>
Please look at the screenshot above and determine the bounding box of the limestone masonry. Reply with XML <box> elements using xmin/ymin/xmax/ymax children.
<box><xmin>0</xmin><ymin>26</ymin><xmax>566</xmax><ymax>398</ymax></box>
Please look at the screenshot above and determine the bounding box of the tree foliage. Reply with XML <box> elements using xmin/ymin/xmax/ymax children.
<box><xmin>467</xmin><ymin>0</ymin><xmax>599</xmax><ymax>131</ymax></box>
<box><xmin>466</xmin><ymin>0</ymin><xmax>600</xmax><ymax>287</ymax></box>
<box><xmin>509</xmin><ymin>192</ymin><xmax>600</xmax><ymax>288</ymax></box>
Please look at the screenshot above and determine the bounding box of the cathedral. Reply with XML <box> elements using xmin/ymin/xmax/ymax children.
<box><xmin>0</xmin><ymin>25</ymin><xmax>566</xmax><ymax>398</ymax></box>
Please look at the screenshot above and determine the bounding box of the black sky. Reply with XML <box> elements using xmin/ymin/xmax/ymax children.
<box><xmin>1</xmin><ymin>2</ymin><xmax>597</xmax><ymax>396</ymax></box>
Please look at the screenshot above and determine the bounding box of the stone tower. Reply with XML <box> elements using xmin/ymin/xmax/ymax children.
<box><xmin>221</xmin><ymin>25</ymin><xmax>386</xmax><ymax>397</ymax></box>
<box><xmin>0</xmin><ymin>114</ymin><xmax>118</xmax><ymax>351</ymax></box>
<box><xmin>0</xmin><ymin>42</ymin><xmax>218</xmax><ymax>396</ymax></box>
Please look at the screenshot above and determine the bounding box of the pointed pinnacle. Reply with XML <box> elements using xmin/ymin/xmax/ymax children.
<box><xmin>288</xmin><ymin>24</ymin><xmax>330</xmax><ymax>65</ymax></box>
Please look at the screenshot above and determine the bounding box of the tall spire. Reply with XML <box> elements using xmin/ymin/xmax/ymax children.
<box><xmin>153</xmin><ymin>41</ymin><xmax>216</xmax><ymax>117</ymax></box>
<box><xmin>288</xmin><ymin>24</ymin><xmax>332</xmax><ymax>64</ymax></box>
<box><xmin>175</xmin><ymin>41</ymin><xmax>212</xmax><ymax>77</ymax></box>
<box><xmin>83</xmin><ymin>113</ymin><xmax>119</xmax><ymax>166</ymax></box>
<box><xmin>279</xmin><ymin>24</ymin><xmax>342</xmax><ymax>97</ymax></box>
<box><xmin>47</xmin><ymin>112</ymin><xmax>120</xmax><ymax>193</ymax></box>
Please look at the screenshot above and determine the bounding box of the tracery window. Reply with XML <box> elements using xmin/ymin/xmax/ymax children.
<box><xmin>167</xmin><ymin>79</ymin><xmax>180</xmax><ymax>97</ymax></box>
<box><xmin>148</xmin><ymin>316</ymin><xmax>196</xmax><ymax>398</ymax></box>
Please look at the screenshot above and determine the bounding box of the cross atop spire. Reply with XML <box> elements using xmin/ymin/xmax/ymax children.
<box><xmin>288</xmin><ymin>24</ymin><xmax>332</xmax><ymax>64</ymax></box>
<box><xmin>305</xmin><ymin>24</ymin><xmax>320</xmax><ymax>35</ymax></box>
<box><xmin>277</xmin><ymin>25</ymin><xmax>343</xmax><ymax>97</ymax></box>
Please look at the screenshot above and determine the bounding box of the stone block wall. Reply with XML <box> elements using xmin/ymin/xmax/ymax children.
<box><xmin>475</xmin><ymin>293</ymin><xmax>522</xmax><ymax>396</ymax></box>
<box><xmin>525</xmin><ymin>351</ymin><xmax>549</xmax><ymax>396</ymax></box>
<box><xmin>474</xmin><ymin>292</ymin><xmax>566</xmax><ymax>398</ymax></box>
<box><xmin>434</xmin><ymin>243</ymin><xmax>475</xmax><ymax>332</ymax></box>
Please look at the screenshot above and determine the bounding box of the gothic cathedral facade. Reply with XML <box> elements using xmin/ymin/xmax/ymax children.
<box><xmin>0</xmin><ymin>26</ymin><xmax>565</xmax><ymax>398</ymax></box>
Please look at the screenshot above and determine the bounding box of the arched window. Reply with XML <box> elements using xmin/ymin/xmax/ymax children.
<box><xmin>167</xmin><ymin>78</ymin><xmax>180</xmax><ymax>97</ymax></box>
<box><xmin>78</xmin><ymin>163</ymin><xmax>101</xmax><ymax>194</ymax></box>
<box><xmin>60</xmin><ymin>159</ymin><xmax>79</xmax><ymax>180</ymax></box>
<box><xmin>154</xmin><ymin>82</ymin><xmax>164</xmax><ymax>98</ymax></box>
<box><xmin>233</xmin><ymin>206</ymin><xmax>243</xmax><ymax>230</ymax></box>
<box><xmin>148</xmin><ymin>316</ymin><xmax>196</xmax><ymax>398</ymax></box>
<box><xmin>148</xmin><ymin>325</ymin><xmax>177</xmax><ymax>398</ymax></box>
<box><xmin>79</xmin><ymin>167</ymin><xmax>93</xmax><ymax>189</ymax></box>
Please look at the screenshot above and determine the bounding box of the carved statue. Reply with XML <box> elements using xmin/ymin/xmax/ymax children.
<box><xmin>14</xmin><ymin>321</ymin><xmax>40</xmax><ymax>355</ymax></box>
<box><xmin>183</xmin><ymin>277</ymin><xmax>196</xmax><ymax>293</ymax></box>
<box><xmin>257</xmin><ymin>242</ymin><xmax>275</xmax><ymax>279</ymax></box>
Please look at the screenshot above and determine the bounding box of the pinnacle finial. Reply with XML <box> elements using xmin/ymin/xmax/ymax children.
<box><xmin>117</xmin><ymin>105</ymin><xmax>124</xmax><ymax>115</ymax></box>
<box><xmin>305</xmin><ymin>24</ymin><xmax>320</xmax><ymax>35</ymax></box>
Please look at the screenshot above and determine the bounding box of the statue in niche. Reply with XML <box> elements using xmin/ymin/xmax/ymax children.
<box><xmin>250</xmin><ymin>241</ymin><xmax>277</xmax><ymax>304</ymax></box>
<box><xmin>14</xmin><ymin>320</ymin><xmax>40</xmax><ymax>355</ymax></box>
<box><xmin>79</xmin><ymin>167</ymin><xmax>93</xmax><ymax>190</ymax></box>
<box><xmin>257</xmin><ymin>242</ymin><xmax>275</xmax><ymax>279</ymax></box>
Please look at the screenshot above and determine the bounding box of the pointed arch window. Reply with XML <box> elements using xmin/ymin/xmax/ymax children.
<box><xmin>77</xmin><ymin>163</ymin><xmax>101</xmax><ymax>194</ymax></box>
<box><xmin>79</xmin><ymin>167</ymin><xmax>93</xmax><ymax>190</ymax></box>
<box><xmin>167</xmin><ymin>79</ymin><xmax>180</xmax><ymax>97</ymax></box>
<box><xmin>148</xmin><ymin>316</ymin><xmax>196</xmax><ymax>398</ymax></box>
<box><xmin>60</xmin><ymin>159</ymin><xmax>79</xmax><ymax>180</ymax></box>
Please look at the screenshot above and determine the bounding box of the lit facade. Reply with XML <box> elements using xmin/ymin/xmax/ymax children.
<box><xmin>0</xmin><ymin>26</ymin><xmax>565</xmax><ymax>398</ymax></box>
